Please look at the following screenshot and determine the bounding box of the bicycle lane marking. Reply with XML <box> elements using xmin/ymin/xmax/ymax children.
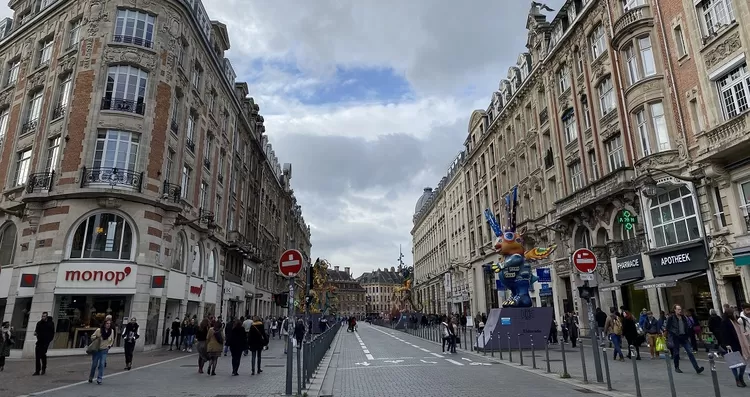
<box><xmin>369</xmin><ymin>325</ymin><xmax>467</xmax><ymax>366</ymax></box>
<box><xmin>355</xmin><ymin>330</ymin><xmax>375</xmax><ymax>360</ymax></box>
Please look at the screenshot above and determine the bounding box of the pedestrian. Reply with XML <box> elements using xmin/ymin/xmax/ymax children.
<box><xmin>548</xmin><ymin>319</ymin><xmax>558</xmax><ymax>344</ymax></box>
<box><xmin>449</xmin><ymin>320</ymin><xmax>458</xmax><ymax>353</ymax></box>
<box><xmin>686</xmin><ymin>308</ymin><xmax>701</xmax><ymax>353</ymax></box>
<box><xmin>720</xmin><ymin>306</ymin><xmax>749</xmax><ymax>387</ymax></box>
<box><xmin>604</xmin><ymin>307</ymin><xmax>624</xmax><ymax>361</ymax></box>
<box><xmin>169</xmin><ymin>317</ymin><xmax>181</xmax><ymax>351</ymax></box>
<box><xmin>595</xmin><ymin>308</ymin><xmax>607</xmax><ymax>342</ymax></box>
<box><xmin>441</xmin><ymin>318</ymin><xmax>453</xmax><ymax>353</ymax></box>
<box><xmin>87</xmin><ymin>318</ymin><xmax>115</xmax><ymax>385</ymax></box>
<box><xmin>665</xmin><ymin>304</ymin><xmax>704</xmax><ymax>374</ymax></box>
<box><xmin>569</xmin><ymin>313</ymin><xmax>579</xmax><ymax>348</ymax></box>
<box><xmin>248</xmin><ymin>316</ymin><xmax>268</xmax><ymax>375</ymax></box>
<box><xmin>707</xmin><ymin>309</ymin><xmax>723</xmax><ymax>353</ymax></box>
<box><xmin>271</xmin><ymin>318</ymin><xmax>278</xmax><ymax>339</ymax></box>
<box><xmin>294</xmin><ymin>318</ymin><xmax>305</xmax><ymax>348</ymax></box>
<box><xmin>206</xmin><ymin>321</ymin><xmax>224</xmax><ymax>376</ymax></box>
<box><xmin>195</xmin><ymin>319</ymin><xmax>210</xmax><ymax>374</ymax></box>
<box><xmin>281</xmin><ymin>316</ymin><xmax>289</xmax><ymax>354</ymax></box>
<box><xmin>0</xmin><ymin>321</ymin><xmax>15</xmax><ymax>372</ymax></box>
<box><xmin>561</xmin><ymin>314</ymin><xmax>569</xmax><ymax>343</ymax></box>
<box><xmin>183</xmin><ymin>318</ymin><xmax>196</xmax><ymax>352</ymax></box>
<box><xmin>122</xmin><ymin>317</ymin><xmax>139</xmax><ymax>370</ymax></box>
<box><xmin>622</xmin><ymin>309</ymin><xmax>641</xmax><ymax>360</ymax></box>
<box><xmin>33</xmin><ymin>311</ymin><xmax>55</xmax><ymax>376</ymax></box>
<box><xmin>242</xmin><ymin>316</ymin><xmax>252</xmax><ymax>356</ymax></box>
<box><xmin>644</xmin><ymin>311</ymin><xmax>661</xmax><ymax>359</ymax></box>
<box><xmin>228</xmin><ymin>319</ymin><xmax>246</xmax><ymax>376</ymax></box>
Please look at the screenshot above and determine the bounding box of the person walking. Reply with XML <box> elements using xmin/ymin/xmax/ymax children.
<box><xmin>248</xmin><ymin>316</ymin><xmax>268</xmax><ymax>375</ymax></box>
<box><xmin>33</xmin><ymin>312</ymin><xmax>55</xmax><ymax>376</ymax></box>
<box><xmin>228</xmin><ymin>320</ymin><xmax>247</xmax><ymax>376</ymax></box>
<box><xmin>182</xmin><ymin>319</ymin><xmax>196</xmax><ymax>352</ymax></box>
<box><xmin>604</xmin><ymin>308</ymin><xmax>624</xmax><ymax>361</ymax></box>
<box><xmin>569</xmin><ymin>313</ymin><xmax>580</xmax><ymax>348</ymax></box>
<box><xmin>195</xmin><ymin>319</ymin><xmax>210</xmax><ymax>374</ymax></box>
<box><xmin>169</xmin><ymin>317</ymin><xmax>181</xmax><ymax>351</ymax></box>
<box><xmin>87</xmin><ymin>318</ymin><xmax>115</xmax><ymax>384</ymax></box>
<box><xmin>665</xmin><ymin>305</ymin><xmax>704</xmax><ymax>374</ymax></box>
<box><xmin>622</xmin><ymin>309</ymin><xmax>641</xmax><ymax>360</ymax></box>
<box><xmin>281</xmin><ymin>316</ymin><xmax>289</xmax><ymax>354</ymax></box>
<box><xmin>644</xmin><ymin>311</ymin><xmax>661</xmax><ymax>359</ymax></box>
<box><xmin>205</xmin><ymin>321</ymin><xmax>224</xmax><ymax>376</ymax></box>
<box><xmin>294</xmin><ymin>318</ymin><xmax>305</xmax><ymax>349</ymax></box>
<box><xmin>242</xmin><ymin>316</ymin><xmax>252</xmax><ymax>356</ymax></box>
<box><xmin>441</xmin><ymin>318</ymin><xmax>451</xmax><ymax>353</ymax></box>
<box><xmin>0</xmin><ymin>321</ymin><xmax>14</xmax><ymax>372</ymax></box>
<box><xmin>708</xmin><ymin>309</ymin><xmax>724</xmax><ymax>353</ymax></box>
<box><xmin>122</xmin><ymin>317</ymin><xmax>139</xmax><ymax>370</ymax></box>
<box><xmin>720</xmin><ymin>306</ymin><xmax>749</xmax><ymax>387</ymax></box>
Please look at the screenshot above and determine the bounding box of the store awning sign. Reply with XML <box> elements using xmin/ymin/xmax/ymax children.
<box><xmin>615</xmin><ymin>254</ymin><xmax>644</xmax><ymax>281</ymax></box>
<box><xmin>648</xmin><ymin>242</ymin><xmax>708</xmax><ymax>277</ymax></box>
<box><xmin>20</xmin><ymin>273</ymin><xmax>37</xmax><ymax>288</ymax></box>
<box><xmin>65</xmin><ymin>266</ymin><xmax>132</xmax><ymax>285</ymax></box>
<box><xmin>190</xmin><ymin>284</ymin><xmax>203</xmax><ymax>296</ymax></box>
<box><xmin>151</xmin><ymin>275</ymin><xmax>165</xmax><ymax>288</ymax></box>
<box><xmin>536</xmin><ymin>268</ymin><xmax>552</xmax><ymax>283</ymax></box>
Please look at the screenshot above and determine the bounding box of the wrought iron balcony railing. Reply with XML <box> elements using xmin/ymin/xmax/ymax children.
<box><xmin>100</xmin><ymin>97</ymin><xmax>145</xmax><ymax>115</ymax></box>
<box><xmin>52</xmin><ymin>104</ymin><xmax>67</xmax><ymax>120</ymax></box>
<box><xmin>21</xmin><ymin>119</ymin><xmax>39</xmax><ymax>134</ymax></box>
<box><xmin>80</xmin><ymin>167</ymin><xmax>143</xmax><ymax>192</ymax></box>
<box><xmin>170</xmin><ymin>119</ymin><xmax>178</xmax><ymax>134</ymax></box>
<box><xmin>26</xmin><ymin>171</ymin><xmax>54</xmax><ymax>193</ymax></box>
<box><xmin>203</xmin><ymin>158</ymin><xmax>211</xmax><ymax>170</ymax></box>
<box><xmin>186</xmin><ymin>138</ymin><xmax>195</xmax><ymax>152</ymax></box>
<box><xmin>162</xmin><ymin>181</ymin><xmax>181</xmax><ymax>203</ymax></box>
<box><xmin>217</xmin><ymin>174</ymin><xmax>224</xmax><ymax>184</ymax></box>
<box><xmin>112</xmin><ymin>35</ymin><xmax>154</xmax><ymax>49</ymax></box>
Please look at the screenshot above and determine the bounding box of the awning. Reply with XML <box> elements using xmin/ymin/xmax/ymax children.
<box><xmin>633</xmin><ymin>272</ymin><xmax>705</xmax><ymax>290</ymax></box>
<box><xmin>599</xmin><ymin>278</ymin><xmax>641</xmax><ymax>292</ymax></box>
<box><xmin>732</xmin><ymin>246</ymin><xmax>750</xmax><ymax>266</ymax></box>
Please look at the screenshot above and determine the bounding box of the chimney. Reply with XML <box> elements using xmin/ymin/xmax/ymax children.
<box><xmin>391</xmin><ymin>266</ymin><xmax>395</xmax><ymax>272</ymax></box>
<box><xmin>344</xmin><ymin>267</ymin><xmax>350</xmax><ymax>275</ymax></box>
<box><xmin>334</xmin><ymin>265</ymin><xmax>339</xmax><ymax>271</ymax></box>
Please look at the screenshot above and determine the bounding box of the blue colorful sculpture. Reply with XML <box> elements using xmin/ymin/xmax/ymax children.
<box><xmin>484</xmin><ymin>186</ymin><xmax>557</xmax><ymax>307</ymax></box>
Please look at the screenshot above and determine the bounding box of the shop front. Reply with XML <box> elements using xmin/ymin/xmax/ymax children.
<box><xmin>187</xmin><ymin>277</ymin><xmax>204</xmax><ymax>319</ymax></box>
<box><xmin>634</xmin><ymin>242</ymin><xmax>711</xmax><ymax>319</ymax></box>
<box><xmin>223</xmin><ymin>282</ymin><xmax>245</xmax><ymax>321</ymax></box>
<box><xmin>600</xmin><ymin>254</ymin><xmax>647</xmax><ymax>312</ymax></box>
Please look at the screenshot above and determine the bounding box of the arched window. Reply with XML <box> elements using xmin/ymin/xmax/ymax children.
<box><xmin>70</xmin><ymin>213</ymin><xmax>133</xmax><ymax>260</ymax></box>
<box><xmin>207</xmin><ymin>250</ymin><xmax>216</xmax><ymax>281</ymax></box>
<box><xmin>191</xmin><ymin>244</ymin><xmax>202</xmax><ymax>277</ymax></box>
<box><xmin>173</xmin><ymin>233</ymin><xmax>186</xmax><ymax>271</ymax></box>
<box><xmin>0</xmin><ymin>222</ymin><xmax>17</xmax><ymax>267</ymax></box>
<box><xmin>574</xmin><ymin>227</ymin><xmax>591</xmax><ymax>249</ymax></box>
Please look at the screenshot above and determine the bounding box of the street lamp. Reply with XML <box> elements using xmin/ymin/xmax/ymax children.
<box><xmin>639</xmin><ymin>169</ymin><xmax>701</xmax><ymax>198</ymax></box>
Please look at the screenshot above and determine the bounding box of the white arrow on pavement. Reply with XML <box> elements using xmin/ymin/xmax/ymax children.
<box><xmin>461</xmin><ymin>358</ymin><xmax>473</xmax><ymax>362</ymax></box>
<box><xmin>384</xmin><ymin>360</ymin><xmax>404</xmax><ymax>364</ymax></box>
<box><xmin>420</xmin><ymin>359</ymin><xmax>437</xmax><ymax>364</ymax></box>
<box><xmin>355</xmin><ymin>362</ymin><xmax>371</xmax><ymax>366</ymax></box>
<box><xmin>470</xmin><ymin>362</ymin><xmax>492</xmax><ymax>366</ymax></box>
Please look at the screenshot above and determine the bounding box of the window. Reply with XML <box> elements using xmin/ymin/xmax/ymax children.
<box><xmin>624</xmin><ymin>36</ymin><xmax>656</xmax><ymax>84</ymax></box>
<box><xmin>217</xmin><ymin>152</ymin><xmax>225</xmax><ymax>179</ymax></box>
<box><xmin>625</xmin><ymin>45</ymin><xmax>639</xmax><ymax>84</ymax></box>
<box><xmin>649</xmin><ymin>186</ymin><xmax>701</xmax><ymax>248</ymax></box>
<box><xmin>38</xmin><ymin>37</ymin><xmax>53</xmax><ymax>67</ymax></box>
<box><xmin>590</xmin><ymin>24</ymin><xmax>607</xmax><ymax>59</ymax></box>
<box><xmin>712</xmin><ymin>186</ymin><xmax>727</xmax><ymax>228</ymax></box>
<box><xmin>104</xmin><ymin>65</ymin><xmax>148</xmax><ymax>115</ymax></box>
<box><xmin>45</xmin><ymin>136</ymin><xmax>61</xmax><ymax>172</ymax></box>
<box><xmin>639</xmin><ymin>37</ymin><xmax>656</xmax><ymax>77</ymax></box>
<box><xmin>203</xmin><ymin>136</ymin><xmax>212</xmax><ymax>169</ymax></box>
<box><xmin>740</xmin><ymin>181</ymin><xmax>750</xmax><ymax>232</ymax></box>
<box><xmin>598</xmin><ymin>77</ymin><xmax>616</xmax><ymax>115</ymax></box>
<box><xmin>228</xmin><ymin>197</ymin><xmax>236</xmax><ymax>231</ymax></box>
<box><xmin>170</xmin><ymin>94</ymin><xmax>179</xmax><ymax>125</ymax></box>
<box><xmin>717</xmin><ymin>63</ymin><xmax>749</xmax><ymax>119</ymax></box>
<box><xmin>582</xmin><ymin>101</ymin><xmax>592</xmax><ymax>129</ymax></box>
<box><xmin>563</xmin><ymin>112</ymin><xmax>577</xmax><ymax>143</ymax></box>
<box><xmin>215</xmin><ymin>195</ymin><xmax>222</xmax><ymax>224</ymax></box>
<box><xmin>605</xmin><ymin>135</ymin><xmax>625</xmax><ymax>171</ymax></box>
<box><xmin>69</xmin><ymin>213</ymin><xmax>133</xmax><ymax>260</ymax></box>
<box><xmin>0</xmin><ymin>223</ymin><xmax>17</xmax><ymax>268</ymax></box>
<box><xmin>186</xmin><ymin>114</ymin><xmax>196</xmax><ymax>151</ymax></box>
<box><xmin>54</xmin><ymin>74</ymin><xmax>72</xmax><ymax>119</ymax></box>
<box><xmin>114</xmin><ymin>9</ymin><xmax>155</xmax><ymax>48</ymax></box>
<box><xmin>6</xmin><ymin>59</ymin><xmax>19</xmax><ymax>86</ymax></box>
<box><xmin>623</xmin><ymin>0</ymin><xmax>646</xmax><ymax>10</ymax></box>
<box><xmin>700</xmin><ymin>0</ymin><xmax>735</xmax><ymax>36</ymax></box>
<box><xmin>207</xmin><ymin>250</ymin><xmax>216</xmax><ymax>281</ymax></box>
<box><xmin>68</xmin><ymin>18</ymin><xmax>82</xmax><ymax>51</ymax></box>
<box><xmin>199</xmin><ymin>181</ymin><xmax>208</xmax><ymax>209</ymax></box>
<box><xmin>173</xmin><ymin>233</ymin><xmax>185</xmax><ymax>271</ymax></box>
<box><xmin>674</xmin><ymin>25</ymin><xmax>688</xmax><ymax>57</ymax></box>
<box><xmin>14</xmin><ymin>149</ymin><xmax>32</xmax><ymax>186</ymax></box>
<box><xmin>93</xmin><ymin>130</ymin><xmax>139</xmax><ymax>170</ymax></box>
<box><xmin>0</xmin><ymin>108</ymin><xmax>8</xmax><ymax>142</ymax></box>
<box><xmin>588</xmin><ymin>151</ymin><xmax>599</xmax><ymax>181</ymax></box>
<box><xmin>650</xmin><ymin>102</ymin><xmax>671</xmax><ymax>151</ymax></box>
<box><xmin>190</xmin><ymin>244</ymin><xmax>202</xmax><ymax>277</ymax></box>
<box><xmin>191</xmin><ymin>63</ymin><xmax>203</xmax><ymax>91</ymax></box>
<box><xmin>569</xmin><ymin>161</ymin><xmax>583</xmax><ymax>191</ymax></box>
<box><xmin>181</xmin><ymin>165</ymin><xmax>191</xmax><ymax>199</ymax></box>
<box><xmin>23</xmin><ymin>90</ymin><xmax>44</xmax><ymax>133</ymax></box>
<box><xmin>636</xmin><ymin>109</ymin><xmax>651</xmax><ymax>156</ymax></box>
<box><xmin>636</xmin><ymin>102</ymin><xmax>672</xmax><ymax>156</ymax></box>
<box><xmin>178</xmin><ymin>38</ymin><xmax>188</xmax><ymax>67</ymax></box>
<box><xmin>165</xmin><ymin>148</ymin><xmax>174</xmax><ymax>182</ymax></box>
<box><xmin>557</xmin><ymin>65</ymin><xmax>570</xmax><ymax>94</ymax></box>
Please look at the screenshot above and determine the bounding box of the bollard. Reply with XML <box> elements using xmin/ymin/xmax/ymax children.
<box><xmin>663</xmin><ymin>350</ymin><xmax>677</xmax><ymax>397</ymax></box>
<box><xmin>708</xmin><ymin>353</ymin><xmax>722</xmax><ymax>397</ymax></box>
<box><xmin>470</xmin><ymin>328</ymin><xmax>474</xmax><ymax>351</ymax></box>
<box><xmin>544</xmin><ymin>336</ymin><xmax>551</xmax><ymax>373</ymax></box>
<box><xmin>630</xmin><ymin>345</ymin><xmax>642</xmax><ymax>397</ymax></box>
<box><xmin>560</xmin><ymin>338</ymin><xmax>569</xmax><ymax>377</ymax></box>
<box><xmin>490</xmin><ymin>334</ymin><xmax>495</xmax><ymax>357</ymax></box>
<box><xmin>579</xmin><ymin>339</ymin><xmax>588</xmax><ymax>384</ymax></box>
<box><xmin>463</xmin><ymin>328</ymin><xmax>467</xmax><ymax>350</ymax></box>
<box><xmin>508</xmin><ymin>333</ymin><xmax>513</xmax><ymax>363</ymax></box>
<box><xmin>483</xmin><ymin>331</ymin><xmax>488</xmax><ymax>356</ymax></box>
<box><xmin>297</xmin><ymin>345</ymin><xmax>302</xmax><ymax>396</ymax></box>
<box><xmin>602</xmin><ymin>348</ymin><xmax>612</xmax><ymax>391</ymax></box>
<box><xmin>531</xmin><ymin>336</ymin><xmax>537</xmax><ymax>369</ymax></box>
<box><xmin>518</xmin><ymin>334</ymin><xmax>524</xmax><ymax>366</ymax></box>
<box><xmin>498</xmin><ymin>334</ymin><xmax>503</xmax><ymax>360</ymax></box>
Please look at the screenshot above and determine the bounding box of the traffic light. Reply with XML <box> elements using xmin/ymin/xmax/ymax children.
<box><xmin>578</xmin><ymin>283</ymin><xmax>595</xmax><ymax>302</ymax></box>
<box><xmin>274</xmin><ymin>293</ymin><xmax>289</xmax><ymax>308</ymax></box>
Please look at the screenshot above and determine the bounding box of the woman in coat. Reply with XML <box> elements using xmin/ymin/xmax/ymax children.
<box><xmin>122</xmin><ymin>317</ymin><xmax>139</xmax><ymax>370</ymax></box>
<box><xmin>720</xmin><ymin>307</ymin><xmax>750</xmax><ymax>387</ymax></box>
<box><xmin>622</xmin><ymin>310</ymin><xmax>641</xmax><ymax>360</ymax></box>
<box><xmin>247</xmin><ymin>316</ymin><xmax>268</xmax><ymax>375</ymax></box>
<box><xmin>194</xmin><ymin>319</ymin><xmax>210</xmax><ymax>374</ymax></box>
<box><xmin>228</xmin><ymin>319</ymin><xmax>247</xmax><ymax>376</ymax></box>
<box><xmin>0</xmin><ymin>321</ymin><xmax>14</xmax><ymax>372</ymax></box>
<box><xmin>88</xmin><ymin>318</ymin><xmax>115</xmax><ymax>384</ymax></box>
<box><xmin>205</xmin><ymin>321</ymin><xmax>224</xmax><ymax>376</ymax></box>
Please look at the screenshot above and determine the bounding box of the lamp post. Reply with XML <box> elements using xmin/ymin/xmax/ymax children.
<box><xmin>639</xmin><ymin>169</ymin><xmax>722</xmax><ymax>312</ymax></box>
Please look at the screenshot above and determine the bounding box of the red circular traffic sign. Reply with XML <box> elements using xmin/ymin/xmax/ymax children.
<box><xmin>572</xmin><ymin>248</ymin><xmax>597</xmax><ymax>273</ymax></box>
<box><xmin>279</xmin><ymin>249</ymin><xmax>303</xmax><ymax>277</ymax></box>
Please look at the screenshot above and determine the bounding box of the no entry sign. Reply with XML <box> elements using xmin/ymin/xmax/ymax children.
<box><xmin>279</xmin><ymin>249</ymin><xmax>303</xmax><ymax>277</ymax></box>
<box><xmin>572</xmin><ymin>248</ymin><xmax>597</xmax><ymax>273</ymax></box>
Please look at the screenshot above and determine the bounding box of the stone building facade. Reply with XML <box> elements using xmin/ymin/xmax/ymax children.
<box><xmin>327</xmin><ymin>266</ymin><xmax>365</xmax><ymax>318</ymax></box>
<box><xmin>0</xmin><ymin>0</ymin><xmax>310</xmax><ymax>358</ymax></box>
<box><xmin>358</xmin><ymin>267</ymin><xmax>403</xmax><ymax>317</ymax></box>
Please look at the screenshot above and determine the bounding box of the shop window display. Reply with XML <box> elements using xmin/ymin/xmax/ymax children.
<box><xmin>53</xmin><ymin>295</ymin><xmax>130</xmax><ymax>349</ymax></box>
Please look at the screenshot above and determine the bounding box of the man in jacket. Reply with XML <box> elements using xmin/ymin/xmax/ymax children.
<box><xmin>33</xmin><ymin>312</ymin><xmax>55</xmax><ymax>376</ymax></box>
<box><xmin>666</xmin><ymin>305</ymin><xmax>704</xmax><ymax>374</ymax></box>
<box><xmin>644</xmin><ymin>311</ymin><xmax>661</xmax><ymax>359</ymax></box>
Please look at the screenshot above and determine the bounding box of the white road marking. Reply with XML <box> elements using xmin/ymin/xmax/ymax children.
<box><xmin>470</xmin><ymin>362</ymin><xmax>492</xmax><ymax>366</ymax></box>
<box><xmin>363</xmin><ymin>349</ymin><xmax>370</xmax><ymax>354</ymax></box>
<box><xmin>366</xmin><ymin>353</ymin><xmax>375</xmax><ymax>360</ymax></box>
<box><xmin>446</xmin><ymin>359</ymin><xmax>465</xmax><ymax>366</ymax></box>
<box><xmin>355</xmin><ymin>332</ymin><xmax>374</xmax><ymax>360</ymax></box>
<box><xmin>355</xmin><ymin>362</ymin><xmax>371</xmax><ymax>366</ymax></box>
<box><xmin>420</xmin><ymin>359</ymin><xmax>437</xmax><ymax>364</ymax></box>
<box><xmin>420</xmin><ymin>348</ymin><xmax>430</xmax><ymax>352</ymax></box>
<box><xmin>430</xmin><ymin>352</ymin><xmax>443</xmax><ymax>358</ymax></box>
<box><xmin>384</xmin><ymin>359</ymin><xmax>404</xmax><ymax>364</ymax></box>
<box><xmin>461</xmin><ymin>357</ymin><xmax>473</xmax><ymax>362</ymax></box>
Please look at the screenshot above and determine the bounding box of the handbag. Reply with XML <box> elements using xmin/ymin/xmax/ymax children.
<box><xmin>655</xmin><ymin>336</ymin><xmax>667</xmax><ymax>352</ymax></box>
<box><xmin>724</xmin><ymin>347</ymin><xmax>746</xmax><ymax>369</ymax></box>
<box><xmin>86</xmin><ymin>336</ymin><xmax>101</xmax><ymax>355</ymax></box>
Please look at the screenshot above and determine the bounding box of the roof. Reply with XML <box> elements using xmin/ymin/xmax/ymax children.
<box><xmin>326</xmin><ymin>269</ymin><xmax>366</xmax><ymax>291</ymax></box>
<box><xmin>414</xmin><ymin>187</ymin><xmax>433</xmax><ymax>215</ymax></box>
<box><xmin>356</xmin><ymin>268</ymin><xmax>404</xmax><ymax>285</ymax></box>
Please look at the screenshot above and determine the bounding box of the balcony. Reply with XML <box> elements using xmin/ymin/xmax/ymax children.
<box><xmin>161</xmin><ymin>181</ymin><xmax>181</xmax><ymax>203</ymax></box>
<box><xmin>101</xmin><ymin>97</ymin><xmax>145</xmax><ymax>115</ymax></box>
<box><xmin>613</xmin><ymin>5</ymin><xmax>652</xmax><ymax>45</ymax></box>
<box><xmin>539</xmin><ymin>108</ymin><xmax>549</xmax><ymax>126</ymax></box>
<box><xmin>80</xmin><ymin>167</ymin><xmax>143</xmax><ymax>192</ymax></box>
<box><xmin>170</xmin><ymin>119</ymin><xmax>178</xmax><ymax>134</ymax></box>
<box><xmin>555</xmin><ymin>167</ymin><xmax>634</xmax><ymax>217</ymax></box>
<box><xmin>112</xmin><ymin>35</ymin><xmax>154</xmax><ymax>49</ymax></box>
<box><xmin>203</xmin><ymin>158</ymin><xmax>211</xmax><ymax>170</ymax></box>
<box><xmin>697</xmin><ymin>111</ymin><xmax>750</xmax><ymax>162</ymax></box>
<box><xmin>21</xmin><ymin>119</ymin><xmax>39</xmax><ymax>134</ymax></box>
<box><xmin>52</xmin><ymin>104</ymin><xmax>67</xmax><ymax>120</ymax></box>
<box><xmin>186</xmin><ymin>138</ymin><xmax>195</xmax><ymax>152</ymax></box>
<box><xmin>217</xmin><ymin>174</ymin><xmax>224</xmax><ymax>184</ymax></box>
<box><xmin>25</xmin><ymin>171</ymin><xmax>54</xmax><ymax>193</ymax></box>
<box><xmin>544</xmin><ymin>148</ymin><xmax>554</xmax><ymax>169</ymax></box>
<box><xmin>198</xmin><ymin>208</ymin><xmax>215</xmax><ymax>225</ymax></box>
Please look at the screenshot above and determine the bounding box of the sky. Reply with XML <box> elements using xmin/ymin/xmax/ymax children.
<box><xmin>0</xmin><ymin>0</ymin><xmax>566</xmax><ymax>278</ymax></box>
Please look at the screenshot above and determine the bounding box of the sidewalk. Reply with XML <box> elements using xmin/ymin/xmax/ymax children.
<box><xmin>392</xmin><ymin>325</ymin><xmax>749</xmax><ymax>397</ymax></box>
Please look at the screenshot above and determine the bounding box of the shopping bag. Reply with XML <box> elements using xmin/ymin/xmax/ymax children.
<box><xmin>655</xmin><ymin>336</ymin><xmax>667</xmax><ymax>352</ymax></box>
<box><xmin>725</xmin><ymin>348</ymin><xmax>746</xmax><ymax>369</ymax></box>
<box><xmin>85</xmin><ymin>337</ymin><xmax>101</xmax><ymax>355</ymax></box>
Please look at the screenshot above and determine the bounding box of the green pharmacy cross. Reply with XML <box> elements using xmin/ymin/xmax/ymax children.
<box><xmin>617</xmin><ymin>210</ymin><xmax>638</xmax><ymax>231</ymax></box>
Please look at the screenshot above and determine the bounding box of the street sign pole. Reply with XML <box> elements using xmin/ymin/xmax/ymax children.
<box><xmin>573</xmin><ymin>248</ymin><xmax>603</xmax><ymax>383</ymax></box>
<box><xmin>587</xmin><ymin>289</ymin><xmax>603</xmax><ymax>383</ymax></box>
<box><xmin>285</xmin><ymin>275</ymin><xmax>295</xmax><ymax>395</ymax></box>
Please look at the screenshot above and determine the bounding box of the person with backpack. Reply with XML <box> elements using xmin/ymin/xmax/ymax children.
<box><xmin>604</xmin><ymin>307</ymin><xmax>625</xmax><ymax>361</ymax></box>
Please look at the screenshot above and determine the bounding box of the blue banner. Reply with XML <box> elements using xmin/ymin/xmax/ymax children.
<box><xmin>536</xmin><ymin>268</ymin><xmax>552</xmax><ymax>283</ymax></box>
<box><xmin>539</xmin><ymin>282</ymin><xmax>553</xmax><ymax>297</ymax></box>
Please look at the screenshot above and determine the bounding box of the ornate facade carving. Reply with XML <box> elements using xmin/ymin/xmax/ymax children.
<box><xmin>633</xmin><ymin>150</ymin><xmax>680</xmax><ymax>175</ymax></box>
<box><xmin>86</xmin><ymin>0</ymin><xmax>110</xmax><ymax>36</ymax></box>
<box><xmin>103</xmin><ymin>46</ymin><xmax>158</xmax><ymax>71</ymax></box>
<box><xmin>26</xmin><ymin>69</ymin><xmax>47</xmax><ymax>90</ymax></box>
<box><xmin>0</xmin><ymin>88</ymin><xmax>12</xmax><ymax>107</ymax></box>
<box><xmin>709</xmin><ymin>234</ymin><xmax>733</xmax><ymax>260</ymax></box>
<box><xmin>705</xmin><ymin>31</ymin><xmax>742</xmax><ymax>69</ymax></box>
